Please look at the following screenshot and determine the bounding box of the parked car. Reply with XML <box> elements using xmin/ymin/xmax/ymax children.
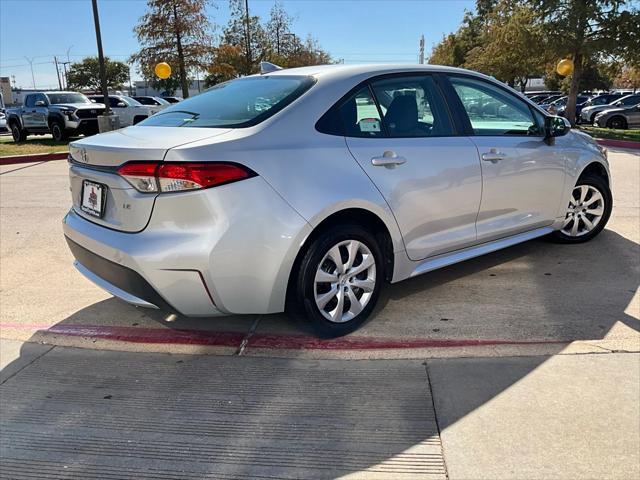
<box><xmin>576</xmin><ymin>93</ymin><xmax>625</xmax><ymax>122</ymax></box>
<box><xmin>555</xmin><ymin>95</ymin><xmax>592</xmax><ymax>118</ymax></box>
<box><xmin>6</xmin><ymin>91</ymin><xmax>105</xmax><ymax>142</ymax></box>
<box><xmin>162</xmin><ymin>96</ymin><xmax>182</xmax><ymax>104</ymax></box>
<box><xmin>132</xmin><ymin>96</ymin><xmax>171</xmax><ymax>108</ymax></box>
<box><xmin>0</xmin><ymin>111</ymin><xmax>7</xmax><ymax>133</ymax></box>
<box><xmin>580</xmin><ymin>94</ymin><xmax>640</xmax><ymax>125</ymax></box>
<box><xmin>88</xmin><ymin>95</ymin><xmax>163</xmax><ymax>127</ymax></box>
<box><xmin>594</xmin><ymin>103</ymin><xmax>640</xmax><ymax>129</ymax></box>
<box><xmin>64</xmin><ymin>65</ymin><xmax>612</xmax><ymax>337</ymax></box>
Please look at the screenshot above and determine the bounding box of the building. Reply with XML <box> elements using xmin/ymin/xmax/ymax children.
<box><xmin>1</xmin><ymin>77</ymin><xmax>13</xmax><ymax>107</ymax></box>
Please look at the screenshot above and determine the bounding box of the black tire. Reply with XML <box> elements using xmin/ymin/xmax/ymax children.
<box><xmin>550</xmin><ymin>174</ymin><xmax>612</xmax><ymax>244</ymax></box>
<box><xmin>291</xmin><ymin>224</ymin><xmax>384</xmax><ymax>337</ymax></box>
<box><xmin>50</xmin><ymin>120</ymin><xmax>68</xmax><ymax>142</ymax></box>
<box><xmin>10</xmin><ymin>122</ymin><xmax>27</xmax><ymax>142</ymax></box>
<box><xmin>606</xmin><ymin>116</ymin><xmax>627</xmax><ymax>130</ymax></box>
<box><xmin>589</xmin><ymin>112</ymin><xmax>598</xmax><ymax>124</ymax></box>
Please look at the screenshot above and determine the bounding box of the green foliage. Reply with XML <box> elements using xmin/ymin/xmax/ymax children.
<box><xmin>66</xmin><ymin>57</ymin><xmax>129</xmax><ymax>91</ymax></box>
<box><xmin>205</xmin><ymin>0</ymin><xmax>332</xmax><ymax>86</ymax></box>
<box><xmin>131</xmin><ymin>0</ymin><xmax>215</xmax><ymax>98</ymax></box>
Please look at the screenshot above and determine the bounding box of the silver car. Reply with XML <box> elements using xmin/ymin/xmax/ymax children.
<box><xmin>64</xmin><ymin>65</ymin><xmax>612</xmax><ymax>337</ymax></box>
<box><xmin>594</xmin><ymin>103</ymin><xmax>640</xmax><ymax>129</ymax></box>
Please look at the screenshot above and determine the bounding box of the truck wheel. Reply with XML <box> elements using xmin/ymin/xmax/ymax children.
<box><xmin>51</xmin><ymin>120</ymin><xmax>68</xmax><ymax>142</ymax></box>
<box><xmin>10</xmin><ymin>122</ymin><xmax>27</xmax><ymax>143</ymax></box>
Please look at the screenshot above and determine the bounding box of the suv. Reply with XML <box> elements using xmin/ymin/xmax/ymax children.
<box><xmin>88</xmin><ymin>95</ymin><xmax>162</xmax><ymax>127</ymax></box>
<box><xmin>6</xmin><ymin>91</ymin><xmax>105</xmax><ymax>142</ymax></box>
<box><xmin>132</xmin><ymin>96</ymin><xmax>170</xmax><ymax>108</ymax></box>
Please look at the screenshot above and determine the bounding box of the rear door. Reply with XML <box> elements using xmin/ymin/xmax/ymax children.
<box><xmin>445</xmin><ymin>75</ymin><xmax>566</xmax><ymax>243</ymax></box>
<box><xmin>21</xmin><ymin>95</ymin><xmax>36</xmax><ymax>129</ymax></box>
<box><xmin>342</xmin><ymin>74</ymin><xmax>482</xmax><ymax>260</ymax></box>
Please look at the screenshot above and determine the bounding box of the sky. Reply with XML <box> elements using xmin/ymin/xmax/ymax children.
<box><xmin>0</xmin><ymin>0</ymin><xmax>476</xmax><ymax>90</ymax></box>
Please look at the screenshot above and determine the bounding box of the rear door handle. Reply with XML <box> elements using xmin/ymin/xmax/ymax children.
<box><xmin>481</xmin><ymin>149</ymin><xmax>507</xmax><ymax>163</ymax></box>
<box><xmin>371</xmin><ymin>151</ymin><xmax>407</xmax><ymax>168</ymax></box>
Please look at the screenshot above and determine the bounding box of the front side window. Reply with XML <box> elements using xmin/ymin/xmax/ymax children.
<box><xmin>140</xmin><ymin>75</ymin><xmax>315</xmax><ymax>128</ymax></box>
<box><xmin>619</xmin><ymin>95</ymin><xmax>640</xmax><ymax>106</ymax></box>
<box><xmin>24</xmin><ymin>95</ymin><xmax>35</xmax><ymax>108</ymax></box>
<box><xmin>46</xmin><ymin>93</ymin><xmax>90</xmax><ymax>105</ymax></box>
<box><xmin>370</xmin><ymin>75</ymin><xmax>453</xmax><ymax>137</ymax></box>
<box><xmin>450</xmin><ymin>76</ymin><xmax>542</xmax><ymax>136</ymax></box>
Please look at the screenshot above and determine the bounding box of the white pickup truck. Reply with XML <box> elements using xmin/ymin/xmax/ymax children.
<box><xmin>88</xmin><ymin>95</ymin><xmax>163</xmax><ymax>127</ymax></box>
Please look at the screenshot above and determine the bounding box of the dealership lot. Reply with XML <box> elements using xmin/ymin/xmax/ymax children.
<box><xmin>1</xmin><ymin>148</ymin><xmax>639</xmax><ymax>478</ymax></box>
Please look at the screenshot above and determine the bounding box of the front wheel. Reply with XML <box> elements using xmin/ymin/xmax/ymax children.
<box><xmin>50</xmin><ymin>121</ymin><xmax>68</xmax><ymax>142</ymax></box>
<box><xmin>291</xmin><ymin>225</ymin><xmax>384</xmax><ymax>337</ymax></box>
<box><xmin>606</xmin><ymin>116</ymin><xmax>627</xmax><ymax>130</ymax></box>
<box><xmin>551</xmin><ymin>174</ymin><xmax>612</xmax><ymax>243</ymax></box>
<box><xmin>11</xmin><ymin>122</ymin><xmax>27</xmax><ymax>142</ymax></box>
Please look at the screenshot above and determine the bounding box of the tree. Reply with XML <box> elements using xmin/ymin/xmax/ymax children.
<box><xmin>131</xmin><ymin>0</ymin><xmax>215</xmax><ymax>98</ymax></box>
<box><xmin>66</xmin><ymin>57</ymin><xmax>129</xmax><ymax>91</ymax></box>
<box><xmin>223</xmin><ymin>0</ymin><xmax>269</xmax><ymax>75</ymax></box>
<box><xmin>535</xmin><ymin>0</ymin><xmax>640</xmax><ymax>124</ymax></box>
<box><xmin>205</xmin><ymin>44</ymin><xmax>244</xmax><ymax>86</ymax></box>
<box><xmin>428</xmin><ymin>10</ymin><xmax>485</xmax><ymax>67</ymax></box>
<box><xmin>615</xmin><ymin>65</ymin><xmax>640</xmax><ymax>91</ymax></box>
<box><xmin>464</xmin><ymin>1</ymin><xmax>548</xmax><ymax>91</ymax></box>
<box><xmin>265</xmin><ymin>1</ymin><xmax>294</xmax><ymax>57</ymax></box>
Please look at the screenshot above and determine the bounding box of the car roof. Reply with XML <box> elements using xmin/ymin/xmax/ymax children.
<box><xmin>263</xmin><ymin>63</ymin><xmax>481</xmax><ymax>81</ymax></box>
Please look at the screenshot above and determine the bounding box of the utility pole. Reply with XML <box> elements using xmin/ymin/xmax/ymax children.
<box><xmin>25</xmin><ymin>57</ymin><xmax>36</xmax><ymax>89</ymax></box>
<box><xmin>244</xmin><ymin>0</ymin><xmax>252</xmax><ymax>75</ymax></box>
<box><xmin>61</xmin><ymin>62</ymin><xmax>70</xmax><ymax>89</ymax></box>
<box><xmin>54</xmin><ymin>56</ymin><xmax>63</xmax><ymax>90</ymax></box>
<box><xmin>419</xmin><ymin>34</ymin><xmax>425</xmax><ymax>65</ymax></box>
<box><xmin>92</xmin><ymin>0</ymin><xmax>119</xmax><ymax>132</ymax></box>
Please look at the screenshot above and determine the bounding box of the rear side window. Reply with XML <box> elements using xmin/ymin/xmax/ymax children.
<box><xmin>316</xmin><ymin>74</ymin><xmax>453</xmax><ymax>138</ymax></box>
<box><xmin>370</xmin><ymin>76</ymin><xmax>453</xmax><ymax>137</ymax></box>
<box><xmin>450</xmin><ymin>76</ymin><xmax>542</xmax><ymax>136</ymax></box>
<box><xmin>139</xmin><ymin>75</ymin><xmax>315</xmax><ymax>128</ymax></box>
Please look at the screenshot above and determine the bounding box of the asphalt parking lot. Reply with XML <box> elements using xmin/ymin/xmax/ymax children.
<box><xmin>1</xmin><ymin>148</ymin><xmax>639</xmax><ymax>478</ymax></box>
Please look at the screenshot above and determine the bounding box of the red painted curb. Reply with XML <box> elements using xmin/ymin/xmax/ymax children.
<box><xmin>37</xmin><ymin>324</ymin><xmax>570</xmax><ymax>350</ymax></box>
<box><xmin>596</xmin><ymin>138</ymin><xmax>640</xmax><ymax>150</ymax></box>
<box><xmin>0</xmin><ymin>151</ymin><xmax>68</xmax><ymax>166</ymax></box>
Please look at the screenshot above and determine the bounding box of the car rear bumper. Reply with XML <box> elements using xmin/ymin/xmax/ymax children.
<box><xmin>63</xmin><ymin>176</ymin><xmax>312</xmax><ymax>317</ymax></box>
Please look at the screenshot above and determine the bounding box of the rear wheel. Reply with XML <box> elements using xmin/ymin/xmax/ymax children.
<box><xmin>606</xmin><ymin>116</ymin><xmax>627</xmax><ymax>130</ymax></box>
<box><xmin>550</xmin><ymin>174</ymin><xmax>612</xmax><ymax>243</ymax></box>
<box><xmin>50</xmin><ymin>120</ymin><xmax>68</xmax><ymax>142</ymax></box>
<box><xmin>292</xmin><ymin>225</ymin><xmax>383</xmax><ymax>337</ymax></box>
<box><xmin>10</xmin><ymin>122</ymin><xmax>27</xmax><ymax>142</ymax></box>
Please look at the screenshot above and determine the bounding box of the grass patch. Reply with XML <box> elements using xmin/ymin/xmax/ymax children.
<box><xmin>579</xmin><ymin>126</ymin><xmax>640</xmax><ymax>142</ymax></box>
<box><xmin>0</xmin><ymin>135</ymin><xmax>70</xmax><ymax>157</ymax></box>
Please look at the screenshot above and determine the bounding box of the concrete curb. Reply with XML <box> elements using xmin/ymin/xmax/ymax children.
<box><xmin>0</xmin><ymin>151</ymin><xmax>68</xmax><ymax>166</ymax></box>
<box><xmin>596</xmin><ymin>138</ymin><xmax>640</xmax><ymax>150</ymax></box>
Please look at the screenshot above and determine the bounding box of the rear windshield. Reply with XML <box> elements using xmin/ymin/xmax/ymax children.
<box><xmin>139</xmin><ymin>75</ymin><xmax>315</xmax><ymax>128</ymax></box>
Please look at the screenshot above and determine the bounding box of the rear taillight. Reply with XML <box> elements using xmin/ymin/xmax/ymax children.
<box><xmin>117</xmin><ymin>162</ymin><xmax>255</xmax><ymax>193</ymax></box>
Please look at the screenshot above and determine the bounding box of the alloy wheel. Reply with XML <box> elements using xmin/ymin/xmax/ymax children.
<box><xmin>560</xmin><ymin>185</ymin><xmax>605</xmax><ymax>237</ymax></box>
<box><xmin>314</xmin><ymin>239</ymin><xmax>376</xmax><ymax>323</ymax></box>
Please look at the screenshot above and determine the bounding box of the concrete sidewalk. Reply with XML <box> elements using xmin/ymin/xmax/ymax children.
<box><xmin>1</xmin><ymin>339</ymin><xmax>638</xmax><ymax>479</ymax></box>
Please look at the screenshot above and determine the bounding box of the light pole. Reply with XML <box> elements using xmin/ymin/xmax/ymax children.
<box><xmin>91</xmin><ymin>0</ymin><xmax>119</xmax><ymax>131</ymax></box>
<box><xmin>24</xmin><ymin>57</ymin><xmax>36</xmax><ymax>89</ymax></box>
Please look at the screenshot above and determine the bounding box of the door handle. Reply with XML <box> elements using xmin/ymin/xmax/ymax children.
<box><xmin>481</xmin><ymin>149</ymin><xmax>507</xmax><ymax>163</ymax></box>
<box><xmin>371</xmin><ymin>151</ymin><xmax>407</xmax><ymax>168</ymax></box>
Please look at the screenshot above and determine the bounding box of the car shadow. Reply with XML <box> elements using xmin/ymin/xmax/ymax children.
<box><xmin>1</xmin><ymin>228</ymin><xmax>638</xmax><ymax>477</ymax></box>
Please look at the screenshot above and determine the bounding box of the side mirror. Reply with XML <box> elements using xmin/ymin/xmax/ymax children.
<box><xmin>35</xmin><ymin>100</ymin><xmax>46</xmax><ymax>107</ymax></box>
<box><xmin>545</xmin><ymin>115</ymin><xmax>570</xmax><ymax>144</ymax></box>
<box><xmin>117</xmin><ymin>102</ymin><xmax>126</xmax><ymax>108</ymax></box>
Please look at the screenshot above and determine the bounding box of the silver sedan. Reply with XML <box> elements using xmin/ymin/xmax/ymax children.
<box><xmin>64</xmin><ymin>64</ymin><xmax>612</xmax><ymax>337</ymax></box>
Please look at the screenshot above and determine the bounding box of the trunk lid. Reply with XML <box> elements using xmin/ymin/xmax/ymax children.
<box><xmin>68</xmin><ymin>126</ymin><xmax>232</xmax><ymax>232</ymax></box>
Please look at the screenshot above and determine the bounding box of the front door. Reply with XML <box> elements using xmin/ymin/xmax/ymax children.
<box><xmin>343</xmin><ymin>75</ymin><xmax>482</xmax><ymax>261</ymax></box>
<box><xmin>446</xmin><ymin>75</ymin><xmax>567</xmax><ymax>242</ymax></box>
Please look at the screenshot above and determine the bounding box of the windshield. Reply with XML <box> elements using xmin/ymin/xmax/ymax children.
<box><xmin>122</xmin><ymin>96</ymin><xmax>143</xmax><ymax>106</ymax></box>
<box><xmin>154</xmin><ymin>97</ymin><xmax>170</xmax><ymax>105</ymax></box>
<box><xmin>46</xmin><ymin>93</ymin><xmax>91</xmax><ymax>105</ymax></box>
<box><xmin>139</xmin><ymin>75</ymin><xmax>315</xmax><ymax>128</ymax></box>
